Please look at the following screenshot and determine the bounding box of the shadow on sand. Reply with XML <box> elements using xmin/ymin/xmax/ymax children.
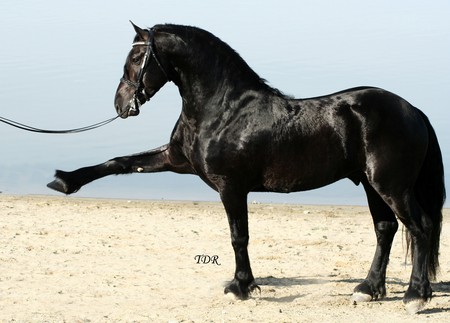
<box><xmin>253</xmin><ymin>275</ymin><xmax>450</xmax><ymax>313</ymax></box>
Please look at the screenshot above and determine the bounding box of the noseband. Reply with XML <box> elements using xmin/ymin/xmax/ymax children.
<box><xmin>120</xmin><ymin>29</ymin><xmax>169</xmax><ymax>115</ymax></box>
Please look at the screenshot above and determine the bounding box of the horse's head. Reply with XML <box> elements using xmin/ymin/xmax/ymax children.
<box><xmin>114</xmin><ymin>22</ymin><xmax>170</xmax><ymax>118</ymax></box>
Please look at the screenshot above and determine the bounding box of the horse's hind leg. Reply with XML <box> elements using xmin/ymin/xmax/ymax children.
<box><xmin>364</xmin><ymin>173</ymin><xmax>434</xmax><ymax>314</ymax></box>
<box><xmin>384</xmin><ymin>191</ymin><xmax>434</xmax><ymax>314</ymax></box>
<box><xmin>353</xmin><ymin>179</ymin><xmax>398</xmax><ymax>302</ymax></box>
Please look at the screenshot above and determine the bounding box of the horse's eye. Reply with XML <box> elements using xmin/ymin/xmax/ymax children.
<box><xmin>131</xmin><ymin>55</ymin><xmax>141</xmax><ymax>65</ymax></box>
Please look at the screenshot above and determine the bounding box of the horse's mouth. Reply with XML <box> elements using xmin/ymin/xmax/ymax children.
<box><xmin>116</xmin><ymin>102</ymin><xmax>141</xmax><ymax>119</ymax></box>
<box><xmin>116</xmin><ymin>85</ymin><xmax>151</xmax><ymax>118</ymax></box>
<box><xmin>128</xmin><ymin>106</ymin><xmax>140</xmax><ymax>117</ymax></box>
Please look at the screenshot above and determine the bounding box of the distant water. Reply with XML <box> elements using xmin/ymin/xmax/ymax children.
<box><xmin>0</xmin><ymin>1</ymin><xmax>449</xmax><ymax>206</ymax></box>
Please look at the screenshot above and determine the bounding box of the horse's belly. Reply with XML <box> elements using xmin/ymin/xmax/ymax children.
<box><xmin>261</xmin><ymin>155</ymin><xmax>352</xmax><ymax>193</ymax></box>
<box><xmin>262</xmin><ymin>172</ymin><xmax>340</xmax><ymax>193</ymax></box>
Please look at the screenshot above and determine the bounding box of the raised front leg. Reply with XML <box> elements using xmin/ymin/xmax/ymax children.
<box><xmin>47</xmin><ymin>144</ymin><xmax>194</xmax><ymax>194</ymax></box>
<box><xmin>221</xmin><ymin>188</ymin><xmax>260</xmax><ymax>299</ymax></box>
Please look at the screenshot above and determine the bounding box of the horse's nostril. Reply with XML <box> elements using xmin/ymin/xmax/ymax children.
<box><xmin>115</xmin><ymin>105</ymin><xmax>128</xmax><ymax>119</ymax></box>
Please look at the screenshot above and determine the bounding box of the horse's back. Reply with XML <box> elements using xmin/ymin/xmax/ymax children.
<box><xmin>261</xmin><ymin>87</ymin><xmax>428</xmax><ymax>192</ymax></box>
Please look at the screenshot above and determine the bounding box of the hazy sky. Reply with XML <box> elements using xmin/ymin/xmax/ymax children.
<box><xmin>0</xmin><ymin>0</ymin><xmax>449</xmax><ymax>205</ymax></box>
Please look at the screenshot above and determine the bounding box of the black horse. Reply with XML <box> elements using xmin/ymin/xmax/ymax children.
<box><xmin>48</xmin><ymin>23</ymin><xmax>445</xmax><ymax>313</ymax></box>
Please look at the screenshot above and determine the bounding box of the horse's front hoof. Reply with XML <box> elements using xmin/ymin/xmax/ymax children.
<box><xmin>47</xmin><ymin>178</ymin><xmax>69</xmax><ymax>194</ymax></box>
<box><xmin>47</xmin><ymin>170</ymin><xmax>79</xmax><ymax>194</ymax></box>
<box><xmin>224</xmin><ymin>279</ymin><xmax>260</xmax><ymax>300</ymax></box>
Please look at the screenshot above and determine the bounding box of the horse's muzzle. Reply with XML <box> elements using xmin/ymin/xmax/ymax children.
<box><xmin>128</xmin><ymin>106</ymin><xmax>140</xmax><ymax>117</ymax></box>
<box><xmin>115</xmin><ymin>103</ymin><xmax>141</xmax><ymax>119</ymax></box>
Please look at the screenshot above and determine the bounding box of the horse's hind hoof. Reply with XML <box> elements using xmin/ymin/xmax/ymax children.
<box><xmin>405</xmin><ymin>299</ymin><xmax>426</xmax><ymax>315</ymax></box>
<box><xmin>403</xmin><ymin>284</ymin><xmax>431</xmax><ymax>314</ymax></box>
<box><xmin>351</xmin><ymin>292</ymin><xmax>372</xmax><ymax>303</ymax></box>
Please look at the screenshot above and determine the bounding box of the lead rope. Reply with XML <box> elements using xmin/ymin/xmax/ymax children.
<box><xmin>0</xmin><ymin>113</ymin><xmax>122</xmax><ymax>134</ymax></box>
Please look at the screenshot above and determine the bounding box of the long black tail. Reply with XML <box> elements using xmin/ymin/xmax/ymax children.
<box><xmin>412</xmin><ymin>109</ymin><xmax>446</xmax><ymax>280</ymax></box>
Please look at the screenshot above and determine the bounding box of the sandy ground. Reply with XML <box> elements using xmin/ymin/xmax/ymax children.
<box><xmin>0</xmin><ymin>195</ymin><xmax>449</xmax><ymax>322</ymax></box>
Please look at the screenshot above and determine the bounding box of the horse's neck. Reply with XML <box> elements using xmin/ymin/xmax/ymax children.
<box><xmin>158</xmin><ymin>29</ymin><xmax>280</xmax><ymax>117</ymax></box>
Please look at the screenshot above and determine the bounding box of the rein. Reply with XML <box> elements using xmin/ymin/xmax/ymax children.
<box><xmin>1</xmin><ymin>29</ymin><xmax>167</xmax><ymax>134</ymax></box>
<box><xmin>0</xmin><ymin>114</ymin><xmax>120</xmax><ymax>134</ymax></box>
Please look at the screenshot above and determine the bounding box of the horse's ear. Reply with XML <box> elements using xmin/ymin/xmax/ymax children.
<box><xmin>129</xmin><ymin>20</ymin><xmax>147</xmax><ymax>40</ymax></box>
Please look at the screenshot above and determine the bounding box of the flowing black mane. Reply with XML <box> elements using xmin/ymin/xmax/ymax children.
<box><xmin>153</xmin><ymin>24</ymin><xmax>287</xmax><ymax>97</ymax></box>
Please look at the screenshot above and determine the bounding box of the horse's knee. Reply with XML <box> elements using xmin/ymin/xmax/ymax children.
<box><xmin>231</xmin><ymin>236</ymin><xmax>249</xmax><ymax>249</ymax></box>
<box><xmin>107</xmin><ymin>158</ymin><xmax>132</xmax><ymax>173</ymax></box>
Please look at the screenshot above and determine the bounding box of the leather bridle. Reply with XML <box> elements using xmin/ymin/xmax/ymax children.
<box><xmin>120</xmin><ymin>29</ymin><xmax>169</xmax><ymax>114</ymax></box>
